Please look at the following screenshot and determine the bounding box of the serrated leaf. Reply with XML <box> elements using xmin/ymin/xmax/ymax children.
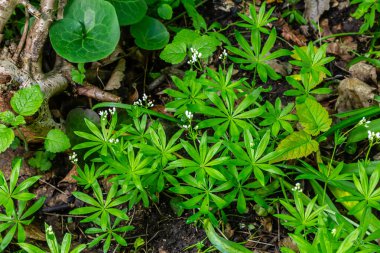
<box><xmin>44</xmin><ymin>129</ymin><xmax>71</xmax><ymax>153</ymax></box>
<box><xmin>0</xmin><ymin>111</ymin><xmax>25</xmax><ymax>126</ymax></box>
<box><xmin>10</xmin><ymin>85</ymin><xmax>44</xmax><ymax>116</ymax></box>
<box><xmin>192</xmin><ymin>35</ymin><xmax>220</xmax><ymax>58</ymax></box>
<box><xmin>172</xmin><ymin>29</ymin><xmax>200</xmax><ymax>47</ymax></box>
<box><xmin>296</xmin><ymin>98</ymin><xmax>331</xmax><ymax>135</ymax></box>
<box><xmin>271</xmin><ymin>131</ymin><xmax>319</xmax><ymax>163</ymax></box>
<box><xmin>160</xmin><ymin>42</ymin><xmax>187</xmax><ymax>64</ymax></box>
<box><xmin>0</xmin><ymin>124</ymin><xmax>14</xmax><ymax>153</ymax></box>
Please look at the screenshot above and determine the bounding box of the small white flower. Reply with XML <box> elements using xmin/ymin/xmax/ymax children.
<box><xmin>182</xmin><ymin>124</ymin><xmax>190</xmax><ymax>129</ymax></box>
<box><xmin>108</xmin><ymin>107</ymin><xmax>116</xmax><ymax>115</ymax></box>
<box><xmin>142</xmin><ymin>93</ymin><xmax>148</xmax><ymax>101</ymax></box>
<box><xmin>69</xmin><ymin>152</ymin><xmax>78</xmax><ymax>163</ymax></box>
<box><xmin>358</xmin><ymin>117</ymin><xmax>371</xmax><ymax>128</ymax></box>
<box><xmin>292</xmin><ymin>182</ymin><xmax>303</xmax><ymax>192</ymax></box>
<box><xmin>47</xmin><ymin>225</ymin><xmax>54</xmax><ymax>235</ymax></box>
<box><xmin>331</xmin><ymin>228</ymin><xmax>337</xmax><ymax>236</ymax></box>
<box><xmin>185</xmin><ymin>110</ymin><xmax>193</xmax><ymax>120</ymax></box>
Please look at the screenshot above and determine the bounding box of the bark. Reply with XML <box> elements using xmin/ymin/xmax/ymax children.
<box><xmin>23</xmin><ymin>0</ymin><xmax>55</xmax><ymax>75</ymax></box>
<box><xmin>0</xmin><ymin>0</ymin><xmax>19</xmax><ymax>43</ymax></box>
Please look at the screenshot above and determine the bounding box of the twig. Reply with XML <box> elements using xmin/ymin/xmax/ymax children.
<box><xmin>12</xmin><ymin>6</ymin><xmax>29</xmax><ymax>62</ymax></box>
<box><xmin>18</xmin><ymin>0</ymin><xmax>41</xmax><ymax>18</ymax></box>
<box><xmin>39</xmin><ymin>178</ymin><xmax>68</xmax><ymax>195</ymax></box>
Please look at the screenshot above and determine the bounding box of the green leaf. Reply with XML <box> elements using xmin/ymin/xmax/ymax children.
<box><xmin>18</xmin><ymin>243</ymin><xmax>45</xmax><ymax>253</ymax></box>
<box><xmin>49</xmin><ymin>0</ymin><xmax>120</xmax><ymax>63</ymax></box>
<box><xmin>0</xmin><ymin>111</ymin><xmax>25</xmax><ymax>126</ymax></box>
<box><xmin>0</xmin><ymin>124</ymin><xmax>14</xmax><ymax>153</ymax></box>
<box><xmin>160</xmin><ymin>42</ymin><xmax>187</xmax><ymax>64</ymax></box>
<box><xmin>336</xmin><ymin>228</ymin><xmax>360</xmax><ymax>253</ymax></box>
<box><xmin>44</xmin><ymin>129</ymin><xmax>71</xmax><ymax>153</ymax></box>
<box><xmin>10</xmin><ymin>85</ymin><xmax>44</xmax><ymax>116</ymax></box>
<box><xmin>192</xmin><ymin>35</ymin><xmax>220</xmax><ymax>58</ymax></box>
<box><xmin>130</xmin><ymin>16</ymin><xmax>169</xmax><ymax>50</ymax></box>
<box><xmin>107</xmin><ymin>0</ymin><xmax>147</xmax><ymax>25</ymax></box>
<box><xmin>157</xmin><ymin>3</ymin><xmax>173</xmax><ymax>20</ymax></box>
<box><xmin>172</xmin><ymin>29</ymin><xmax>200</xmax><ymax>47</ymax></box>
<box><xmin>296</xmin><ymin>98</ymin><xmax>331</xmax><ymax>136</ymax></box>
<box><xmin>204</xmin><ymin>219</ymin><xmax>251</xmax><ymax>253</ymax></box>
<box><xmin>272</xmin><ymin>131</ymin><xmax>319</xmax><ymax>163</ymax></box>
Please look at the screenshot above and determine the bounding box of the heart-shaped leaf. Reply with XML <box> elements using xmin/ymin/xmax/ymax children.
<box><xmin>107</xmin><ymin>0</ymin><xmax>147</xmax><ymax>25</ymax></box>
<box><xmin>130</xmin><ymin>16</ymin><xmax>169</xmax><ymax>50</ymax></box>
<box><xmin>49</xmin><ymin>0</ymin><xmax>120</xmax><ymax>63</ymax></box>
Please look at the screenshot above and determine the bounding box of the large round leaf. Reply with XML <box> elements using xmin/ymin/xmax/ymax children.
<box><xmin>49</xmin><ymin>0</ymin><xmax>120</xmax><ymax>63</ymax></box>
<box><xmin>0</xmin><ymin>124</ymin><xmax>14</xmax><ymax>153</ymax></box>
<box><xmin>107</xmin><ymin>0</ymin><xmax>147</xmax><ymax>25</ymax></box>
<box><xmin>130</xmin><ymin>16</ymin><xmax>169</xmax><ymax>50</ymax></box>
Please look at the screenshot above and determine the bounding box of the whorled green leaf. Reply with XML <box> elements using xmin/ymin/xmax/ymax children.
<box><xmin>10</xmin><ymin>85</ymin><xmax>44</xmax><ymax>116</ymax></box>
<box><xmin>159</xmin><ymin>42</ymin><xmax>187</xmax><ymax>64</ymax></box>
<box><xmin>130</xmin><ymin>16</ymin><xmax>169</xmax><ymax>50</ymax></box>
<box><xmin>49</xmin><ymin>0</ymin><xmax>120</xmax><ymax>63</ymax></box>
<box><xmin>0</xmin><ymin>124</ymin><xmax>14</xmax><ymax>153</ymax></box>
<box><xmin>204</xmin><ymin>219</ymin><xmax>251</xmax><ymax>253</ymax></box>
<box><xmin>44</xmin><ymin>129</ymin><xmax>71</xmax><ymax>153</ymax></box>
<box><xmin>107</xmin><ymin>0</ymin><xmax>147</xmax><ymax>25</ymax></box>
<box><xmin>271</xmin><ymin>131</ymin><xmax>319</xmax><ymax>163</ymax></box>
<box><xmin>296</xmin><ymin>98</ymin><xmax>332</xmax><ymax>136</ymax></box>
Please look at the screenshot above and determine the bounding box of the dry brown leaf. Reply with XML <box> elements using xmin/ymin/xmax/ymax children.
<box><xmin>336</xmin><ymin>78</ymin><xmax>376</xmax><ymax>112</ymax></box>
<box><xmin>281</xmin><ymin>23</ymin><xmax>307</xmax><ymax>46</ymax></box>
<box><xmin>268</xmin><ymin>59</ymin><xmax>292</xmax><ymax>76</ymax></box>
<box><xmin>261</xmin><ymin>217</ymin><xmax>273</xmax><ymax>233</ymax></box>
<box><xmin>349</xmin><ymin>62</ymin><xmax>377</xmax><ymax>84</ymax></box>
<box><xmin>280</xmin><ymin>236</ymin><xmax>298</xmax><ymax>251</ymax></box>
<box><xmin>104</xmin><ymin>58</ymin><xmax>126</xmax><ymax>91</ymax></box>
<box><xmin>327</xmin><ymin>36</ymin><xmax>357</xmax><ymax>61</ymax></box>
<box><xmin>320</xmin><ymin>19</ymin><xmax>333</xmax><ymax>39</ymax></box>
<box><xmin>304</xmin><ymin>0</ymin><xmax>330</xmax><ymax>22</ymax></box>
<box><xmin>58</xmin><ymin>165</ymin><xmax>78</xmax><ymax>186</ymax></box>
<box><xmin>25</xmin><ymin>223</ymin><xmax>46</xmax><ymax>241</ymax></box>
<box><xmin>77</xmin><ymin>83</ymin><xmax>121</xmax><ymax>102</ymax></box>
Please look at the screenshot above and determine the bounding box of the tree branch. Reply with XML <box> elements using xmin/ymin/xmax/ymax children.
<box><xmin>22</xmin><ymin>0</ymin><xmax>55</xmax><ymax>75</ymax></box>
<box><xmin>0</xmin><ymin>0</ymin><xmax>19</xmax><ymax>43</ymax></box>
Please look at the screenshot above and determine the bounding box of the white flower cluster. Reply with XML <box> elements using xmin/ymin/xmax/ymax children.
<box><xmin>187</xmin><ymin>48</ymin><xmax>202</xmax><ymax>65</ymax></box>
<box><xmin>368</xmin><ymin>130</ymin><xmax>380</xmax><ymax>142</ymax></box>
<box><xmin>109</xmin><ymin>138</ymin><xmax>119</xmax><ymax>144</ymax></box>
<box><xmin>219</xmin><ymin>49</ymin><xmax>228</xmax><ymax>60</ymax></box>
<box><xmin>358</xmin><ymin>117</ymin><xmax>370</xmax><ymax>128</ymax></box>
<box><xmin>133</xmin><ymin>93</ymin><xmax>154</xmax><ymax>107</ymax></box>
<box><xmin>331</xmin><ymin>228</ymin><xmax>337</xmax><ymax>236</ymax></box>
<box><xmin>69</xmin><ymin>152</ymin><xmax>78</xmax><ymax>164</ymax></box>
<box><xmin>291</xmin><ymin>182</ymin><xmax>303</xmax><ymax>193</ymax></box>
<box><xmin>98</xmin><ymin>107</ymin><xmax>116</xmax><ymax>119</ymax></box>
<box><xmin>185</xmin><ymin>110</ymin><xmax>193</xmax><ymax>120</ymax></box>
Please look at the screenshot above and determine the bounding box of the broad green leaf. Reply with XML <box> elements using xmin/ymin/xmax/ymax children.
<box><xmin>157</xmin><ymin>3</ymin><xmax>173</xmax><ymax>20</ymax></box>
<box><xmin>49</xmin><ymin>0</ymin><xmax>120</xmax><ymax>63</ymax></box>
<box><xmin>160</xmin><ymin>42</ymin><xmax>187</xmax><ymax>64</ymax></box>
<box><xmin>10</xmin><ymin>85</ymin><xmax>43</xmax><ymax>116</ymax></box>
<box><xmin>272</xmin><ymin>131</ymin><xmax>319</xmax><ymax>163</ymax></box>
<box><xmin>204</xmin><ymin>219</ymin><xmax>251</xmax><ymax>253</ymax></box>
<box><xmin>130</xmin><ymin>16</ymin><xmax>169</xmax><ymax>50</ymax></box>
<box><xmin>192</xmin><ymin>35</ymin><xmax>220</xmax><ymax>58</ymax></box>
<box><xmin>44</xmin><ymin>129</ymin><xmax>71</xmax><ymax>153</ymax></box>
<box><xmin>172</xmin><ymin>29</ymin><xmax>200</xmax><ymax>47</ymax></box>
<box><xmin>336</xmin><ymin>228</ymin><xmax>360</xmax><ymax>253</ymax></box>
<box><xmin>107</xmin><ymin>0</ymin><xmax>147</xmax><ymax>25</ymax></box>
<box><xmin>0</xmin><ymin>124</ymin><xmax>14</xmax><ymax>153</ymax></box>
<box><xmin>0</xmin><ymin>111</ymin><xmax>25</xmax><ymax>126</ymax></box>
<box><xmin>296</xmin><ymin>98</ymin><xmax>331</xmax><ymax>136</ymax></box>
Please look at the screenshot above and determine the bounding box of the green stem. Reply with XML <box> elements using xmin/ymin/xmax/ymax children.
<box><xmin>313</xmin><ymin>32</ymin><xmax>370</xmax><ymax>44</ymax></box>
<box><xmin>15</xmin><ymin>127</ymin><xmax>28</xmax><ymax>151</ymax></box>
